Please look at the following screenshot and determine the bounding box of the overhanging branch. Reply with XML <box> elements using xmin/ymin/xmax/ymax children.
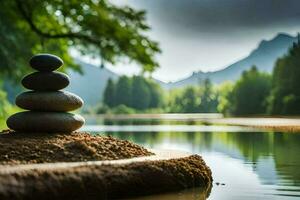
<box><xmin>15</xmin><ymin>0</ymin><xmax>101</xmax><ymax>45</ymax></box>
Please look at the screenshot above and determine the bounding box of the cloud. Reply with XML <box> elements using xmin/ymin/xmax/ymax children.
<box><xmin>133</xmin><ymin>0</ymin><xmax>300</xmax><ymax>34</ymax></box>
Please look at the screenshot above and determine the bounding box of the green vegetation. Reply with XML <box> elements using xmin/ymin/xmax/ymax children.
<box><xmin>226</xmin><ymin>66</ymin><xmax>272</xmax><ymax>115</ymax></box>
<box><xmin>115</xmin><ymin>76</ymin><xmax>132</xmax><ymax>107</ymax></box>
<box><xmin>169</xmin><ymin>86</ymin><xmax>200</xmax><ymax>113</ymax></box>
<box><xmin>102</xmin><ymin>76</ymin><xmax>165</xmax><ymax>113</ymax></box>
<box><xmin>0</xmin><ymin>0</ymin><xmax>160</xmax><ymax>80</ymax></box>
<box><xmin>216</xmin><ymin>81</ymin><xmax>234</xmax><ymax>115</ymax></box>
<box><xmin>101</xmin><ymin>77</ymin><xmax>220</xmax><ymax>114</ymax></box>
<box><xmin>103</xmin><ymin>79</ymin><xmax>115</xmax><ymax>108</ymax></box>
<box><xmin>269</xmin><ymin>41</ymin><xmax>300</xmax><ymax>115</ymax></box>
<box><xmin>167</xmin><ymin>79</ymin><xmax>218</xmax><ymax>113</ymax></box>
<box><xmin>0</xmin><ymin>91</ymin><xmax>11</xmax><ymax>126</ymax></box>
<box><xmin>0</xmin><ymin>82</ymin><xmax>20</xmax><ymax>129</ymax></box>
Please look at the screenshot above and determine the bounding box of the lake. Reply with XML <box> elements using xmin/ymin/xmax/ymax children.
<box><xmin>82</xmin><ymin>114</ymin><xmax>300</xmax><ymax>200</ymax></box>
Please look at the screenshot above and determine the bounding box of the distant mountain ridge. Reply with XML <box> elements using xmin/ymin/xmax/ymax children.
<box><xmin>67</xmin><ymin>60</ymin><xmax>119</xmax><ymax>106</ymax></box>
<box><xmin>164</xmin><ymin>33</ymin><xmax>298</xmax><ymax>89</ymax></box>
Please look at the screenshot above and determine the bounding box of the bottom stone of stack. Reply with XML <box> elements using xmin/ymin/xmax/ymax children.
<box><xmin>6</xmin><ymin>111</ymin><xmax>85</xmax><ymax>133</ymax></box>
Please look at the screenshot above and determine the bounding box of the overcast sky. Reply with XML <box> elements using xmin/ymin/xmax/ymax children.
<box><xmin>103</xmin><ymin>0</ymin><xmax>300</xmax><ymax>82</ymax></box>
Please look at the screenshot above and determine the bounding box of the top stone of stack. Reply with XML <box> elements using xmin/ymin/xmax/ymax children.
<box><xmin>29</xmin><ymin>54</ymin><xmax>64</xmax><ymax>71</ymax></box>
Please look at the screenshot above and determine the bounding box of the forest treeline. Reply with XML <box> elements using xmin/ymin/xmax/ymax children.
<box><xmin>100</xmin><ymin>40</ymin><xmax>300</xmax><ymax>115</ymax></box>
<box><xmin>101</xmin><ymin>76</ymin><xmax>165</xmax><ymax>114</ymax></box>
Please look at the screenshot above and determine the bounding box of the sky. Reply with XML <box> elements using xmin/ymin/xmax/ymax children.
<box><xmin>95</xmin><ymin>0</ymin><xmax>300</xmax><ymax>82</ymax></box>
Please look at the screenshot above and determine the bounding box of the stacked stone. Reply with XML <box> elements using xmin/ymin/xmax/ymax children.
<box><xmin>7</xmin><ymin>54</ymin><xmax>85</xmax><ymax>133</ymax></box>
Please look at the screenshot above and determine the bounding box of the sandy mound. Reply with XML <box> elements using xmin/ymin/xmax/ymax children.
<box><xmin>0</xmin><ymin>130</ymin><xmax>153</xmax><ymax>165</ymax></box>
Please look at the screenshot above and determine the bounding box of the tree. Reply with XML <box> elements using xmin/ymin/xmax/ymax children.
<box><xmin>269</xmin><ymin>40</ymin><xmax>300</xmax><ymax>114</ymax></box>
<box><xmin>199</xmin><ymin>78</ymin><xmax>218</xmax><ymax>113</ymax></box>
<box><xmin>147</xmin><ymin>79</ymin><xmax>164</xmax><ymax>108</ymax></box>
<box><xmin>103</xmin><ymin>78</ymin><xmax>115</xmax><ymax>107</ymax></box>
<box><xmin>115</xmin><ymin>76</ymin><xmax>132</xmax><ymax>107</ymax></box>
<box><xmin>180</xmin><ymin>87</ymin><xmax>199</xmax><ymax>113</ymax></box>
<box><xmin>217</xmin><ymin>81</ymin><xmax>234</xmax><ymax>115</ymax></box>
<box><xmin>103</xmin><ymin>75</ymin><xmax>165</xmax><ymax>110</ymax></box>
<box><xmin>230</xmin><ymin>66</ymin><xmax>271</xmax><ymax>115</ymax></box>
<box><xmin>0</xmin><ymin>0</ymin><xmax>160</xmax><ymax>80</ymax></box>
<box><xmin>131</xmin><ymin>76</ymin><xmax>151</xmax><ymax>110</ymax></box>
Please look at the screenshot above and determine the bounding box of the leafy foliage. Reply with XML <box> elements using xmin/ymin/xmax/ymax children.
<box><xmin>115</xmin><ymin>76</ymin><xmax>132</xmax><ymax>107</ymax></box>
<box><xmin>176</xmin><ymin>87</ymin><xmax>199</xmax><ymax>113</ymax></box>
<box><xmin>199</xmin><ymin>79</ymin><xmax>218</xmax><ymax>113</ymax></box>
<box><xmin>229</xmin><ymin>66</ymin><xmax>271</xmax><ymax>115</ymax></box>
<box><xmin>216</xmin><ymin>81</ymin><xmax>234</xmax><ymax>115</ymax></box>
<box><xmin>103</xmin><ymin>78</ymin><xmax>115</xmax><ymax>107</ymax></box>
<box><xmin>269</xmin><ymin>41</ymin><xmax>300</xmax><ymax>114</ymax></box>
<box><xmin>0</xmin><ymin>81</ymin><xmax>20</xmax><ymax>129</ymax></box>
<box><xmin>112</xmin><ymin>104</ymin><xmax>135</xmax><ymax>114</ymax></box>
<box><xmin>168</xmin><ymin>78</ymin><xmax>219</xmax><ymax>113</ymax></box>
<box><xmin>0</xmin><ymin>0</ymin><xmax>160</xmax><ymax>80</ymax></box>
<box><xmin>103</xmin><ymin>75</ymin><xmax>164</xmax><ymax>110</ymax></box>
<box><xmin>146</xmin><ymin>79</ymin><xmax>165</xmax><ymax>108</ymax></box>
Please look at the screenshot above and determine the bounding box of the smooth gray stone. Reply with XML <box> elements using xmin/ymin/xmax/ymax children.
<box><xmin>16</xmin><ymin>91</ymin><xmax>84</xmax><ymax>112</ymax></box>
<box><xmin>6</xmin><ymin>111</ymin><xmax>85</xmax><ymax>133</ymax></box>
<box><xmin>22</xmin><ymin>72</ymin><xmax>70</xmax><ymax>91</ymax></box>
<box><xmin>29</xmin><ymin>54</ymin><xmax>63</xmax><ymax>71</ymax></box>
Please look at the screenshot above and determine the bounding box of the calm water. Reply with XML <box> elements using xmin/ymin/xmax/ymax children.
<box><xmin>82</xmin><ymin>116</ymin><xmax>300</xmax><ymax>200</ymax></box>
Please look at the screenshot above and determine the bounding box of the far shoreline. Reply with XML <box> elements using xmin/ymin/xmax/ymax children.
<box><xmin>83</xmin><ymin>113</ymin><xmax>300</xmax><ymax>132</ymax></box>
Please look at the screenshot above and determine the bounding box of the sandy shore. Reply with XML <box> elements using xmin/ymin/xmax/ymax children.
<box><xmin>199</xmin><ymin>117</ymin><xmax>300</xmax><ymax>132</ymax></box>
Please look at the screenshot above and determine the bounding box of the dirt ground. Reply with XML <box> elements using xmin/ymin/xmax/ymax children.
<box><xmin>0</xmin><ymin>130</ymin><xmax>153</xmax><ymax>165</ymax></box>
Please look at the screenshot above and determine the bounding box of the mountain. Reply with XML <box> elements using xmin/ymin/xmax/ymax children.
<box><xmin>67</xmin><ymin>60</ymin><xmax>119</xmax><ymax>106</ymax></box>
<box><xmin>165</xmin><ymin>33</ymin><xmax>298</xmax><ymax>89</ymax></box>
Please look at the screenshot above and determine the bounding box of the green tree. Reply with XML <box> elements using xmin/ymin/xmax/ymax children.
<box><xmin>103</xmin><ymin>78</ymin><xmax>115</xmax><ymax>107</ymax></box>
<box><xmin>115</xmin><ymin>76</ymin><xmax>132</xmax><ymax>107</ymax></box>
<box><xmin>217</xmin><ymin>81</ymin><xmax>234</xmax><ymax>115</ymax></box>
<box><xmin>0</xmin><ymin>81</ymin><xmax>17</xmax><ymax>128</ymax></box>
<box><xmin>0</xmin><ymin>0</ymin><xmax>160</xmax><ymax>79</ymax></box>
<box><xmin>269</xmin><ymin>41</ymin><xmax>300</xmax><ymax>114</ymax></box>
<box><xmin>180</xmin><ymin>87</ymin><xmax>199</xmax><ymax>113</ymax></box>
<box><xmin>199</xmin><ymin>78</ymin><xmax>218</xmax><ymax>113</ymax></box>
<box><xmin>230</xmin><ymin>66</ymin><xmax>271</xmax><ymax>115</ymax></box>
<box><xmin>167</xmin><ymin>88</ymin><xmax>184</xmax><ymax>113</ymax></box>
<box><xmin>147</xmin><ymin>79</ymin><xmax>164</xmax><ymax>108</ymax></box>
<box><xmin>131</xmin><ymin>76</ymin><xmax>151</xmax><ymax>110</ymax></box>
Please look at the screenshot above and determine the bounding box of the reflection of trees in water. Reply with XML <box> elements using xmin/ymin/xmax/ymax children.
<box><xmin>103</xmin><ymin>130</ymin><xmax>300</xmax><ymax>186</ymax></box>
<box><xmin>214</xmin><ymin>132</ymin><xmax>300</xmax><ymax>186</ymax></box>
<box><xmin>226</xmin><ymin>132</ymin><xmax>273</xmax><ymax>162</ymax></box>
<box><xmin>273</xmin><ymin>133</ymin><xmax>300</xmax><ymax>185</ymax></box>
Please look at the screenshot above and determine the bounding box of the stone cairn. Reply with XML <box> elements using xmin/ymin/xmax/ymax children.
<box><xmin>7</xmin><ymin>54</ymin><xmax>85</xmax><ymax>133</ymax></box>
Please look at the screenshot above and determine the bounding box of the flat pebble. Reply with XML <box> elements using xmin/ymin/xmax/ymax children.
<box><xmin>16</xmin><ymin>91</ymin><xmax>83</xmax><ymax>112</ymax></box>
<box><xmin>29</xmin><ymin>54</ymin><xmax>63</xmax><ymax>71</ymax></box>
<box><xmin>22</xmin><ymin>71</ymin><xmax>69</xmax><ymax>91</ymax></box>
